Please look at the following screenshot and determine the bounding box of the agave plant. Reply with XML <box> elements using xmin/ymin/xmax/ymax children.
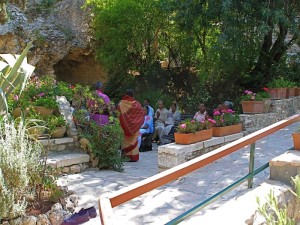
<box><xmin>0</xmin><ymin>42</ymin><xmax>35</xmax><ymax>114</ymax></box>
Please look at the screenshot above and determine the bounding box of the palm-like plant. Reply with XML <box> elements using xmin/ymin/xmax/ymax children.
<box><xmin>0</xmin><ymin>42</ymin><xmax>35</xmax><ymax>114</ymax></box>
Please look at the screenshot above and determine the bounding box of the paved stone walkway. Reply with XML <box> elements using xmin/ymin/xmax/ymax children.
<box><xmin>58</xmin><ymin>122</ymin><xmax>300</xmax><ymax>224</ymax></box>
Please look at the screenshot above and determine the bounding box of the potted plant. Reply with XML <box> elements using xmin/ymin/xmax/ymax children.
<box><xmin>241</xmin><ymin>89</ymin><xmax>271</xmax><ymax>114</ymax></box>
<box><xmin>286</xmin><ymin>81</ymin><xmax>297</xmax><ymax>98</ymax></box>
<box><xmin>293</xmin><ymin>128</ymin><xmax>300</xmax><ymax>150</ymax></box>
<box><xmin>212</xmin><ymin>109</ymin><xmax>242</xmax><ymax>136</ymax></box>
<box><xmin>267</xmin><ymin>77</ymin><xmax>290</xmax><ymax>99</ymax></box>
<box><xmin>23</xmin><ymin>111</ymin><xmax>47</xmax><ymax>139</ymax></box>
<box><xmin>8</xmin><ymin>95</ymin><xmax>31</xmax><ymax>118</ymax></box>
<box><xmin>46</xmin><ymin>115</ymin><xmax>67</xmax><ymax>138</ymax></box>
<box><xmin>21</xmin><ymin>76</ymin><xmax>58</xmax><ymax>116</ymax></box>
<box><xmin>33</xmin><ymin>96</ymin><xmax>57</xmax><ymax>116</ymax></box>
<box><xmin>174</xmin><ymin>119</ymin><xmax>214</xmax><ymax>144</ymax></box>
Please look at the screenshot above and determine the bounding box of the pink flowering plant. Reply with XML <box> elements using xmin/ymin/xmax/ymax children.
<box><xmin>213</xmin><ymin>109</ymin><xmax>240</xmax><ymax>127</ymax></box>
<box><xmin>241</xmin><ymin>88</ymin><xmax>270</xmax><ymax>101</ymax></box>
<box><xmin>9</xmin><ymin>75</ymin><xmax>75</xmax><ymax>112</ymax></box>
<box><xmin>177</xmin><ymin>118</ymin><xmax>215</xmax><ymax>134</ymax></box>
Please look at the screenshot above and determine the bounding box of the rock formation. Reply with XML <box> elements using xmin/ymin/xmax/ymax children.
<box><xmin>0</xmin><ymin>0</ymin><xmax>107</xmax><ymax>84</ymax></box>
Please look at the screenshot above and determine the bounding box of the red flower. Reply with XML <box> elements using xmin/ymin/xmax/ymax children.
<box><xmin>263</xmin><ymin>87</ymin><xmax>268</xmax><ymax>92</ymax></box>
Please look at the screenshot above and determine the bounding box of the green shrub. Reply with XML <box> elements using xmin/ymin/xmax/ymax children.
<box><xmin>267</xmin><ymin>77</ymin><xmax>296</xmax><ymax>88</ymax></box>
<box><xmin>0</xmin><ymin>118</ymin><xmax>42</xmax><ymax>221</ymax></box>
<box><xmin>81</xmin><ymin>118</ymin><xmax>125</xmax><ymax>172</ymax></box>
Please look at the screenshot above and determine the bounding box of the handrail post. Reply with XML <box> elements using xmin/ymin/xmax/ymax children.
<box><xmin>248</xmin><ymin>142</ymin><xmax>255</xmax><ymax>188</ymax></box>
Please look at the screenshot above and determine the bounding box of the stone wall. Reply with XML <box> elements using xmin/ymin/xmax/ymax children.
<box><xmin>0</xmin><ymin>0</ymin><xmax>107</xmax><ymax>84</ymax></box>
<box><xmin>240</xmin><ymin>96</ymin><xmax>300</xmax><ymax>134</ymax></box>
<box><xmin>158</xmin><ymin>133</ymin><xmax>244</xmax><ymax>171</ymax></box>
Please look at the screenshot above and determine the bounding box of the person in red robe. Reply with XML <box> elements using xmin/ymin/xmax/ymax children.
<box><xmin>118</xmin><ymin>89</ymin><xmax>144</xmax><ymax>162</ymax></box>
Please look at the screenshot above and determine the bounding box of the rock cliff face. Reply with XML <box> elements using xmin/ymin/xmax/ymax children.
<box><xmin>0</xmin><ymin>0</ymin><xmax>107</xmax><ymax>85</ymax></box>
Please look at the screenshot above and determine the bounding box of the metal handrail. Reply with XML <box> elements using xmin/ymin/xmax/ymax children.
<box><xmin>99</xmin><ymin>114</ymin><xmax>300</xmax><ymax>225</ymax></box>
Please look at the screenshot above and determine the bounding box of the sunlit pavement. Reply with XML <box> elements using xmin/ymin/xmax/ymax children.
<box><xmin>58</xmin><ymin>122</ymin><xmax>300</xmax><ymax>224</ymax></box>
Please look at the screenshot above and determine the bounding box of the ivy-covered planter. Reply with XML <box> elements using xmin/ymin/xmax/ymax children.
<box><xmin>212</xmin><ymin>124</ymin><xmax>242</xmax><ymax>137</ymax></box>
<box><xmin>174</xmin><ymin>129</ymin><xmax>212</xmax><ymax>145</ymax></box>
<box><xmin>241</xmin><ymin>101</ymin><xmax>264</xmax><ymax>114</ymax></box>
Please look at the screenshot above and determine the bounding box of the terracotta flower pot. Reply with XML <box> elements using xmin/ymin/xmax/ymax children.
<box><xmin>241</xmin><ymin>101</ymin><xmax>264</xmax><ymax>114</ymax></box>
<box><xmin>34</xmin><ymin>106</ymin><xmax>54</xmax><ymax>116</ymax></box>
<box><xmin>212</xmin><ymin>124</ymin><xmax>242</xmax><ymax>137</ymax></box>
<box><xmin>174</xmin><ymin>129</ymin><xmax>212</xmax><ymax>145</ymax></box>
<box><xmin>287</xmin><ymin>88</ymin><xmax>297</xmax><ymax>98</ymax></box>
<box><xmin>268</xmin><ymin>88</ymin><xmax>287</xmax><ymax>99</ymax></box>
<box><xmin>293</xmin><ymin>133</ymin><xmax>300</xmax><ymax>150</ymax></box>
<box><xmin>263</xmin><ymin>99</ymin><xmax>271</xmax><ymax>113</ymax></box>
<box><xmin>51</xmin><ymin>126</ymin><xmax>67</xmax><ymax>138</ymax></box>
<box><xmin>294</xmin><ymin>88</ymin><xmax>300</xmax><ymax>97</ymax></box>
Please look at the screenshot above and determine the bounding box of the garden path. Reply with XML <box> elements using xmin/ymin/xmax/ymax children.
<box><xmin>58</xmin><ymin>122</ymin><xmax>300</xmax><ymax>225</ymax></box>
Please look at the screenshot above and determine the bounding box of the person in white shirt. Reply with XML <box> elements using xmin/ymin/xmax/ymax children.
<box><xmin>170</xmin><ymin>102</ymin><xmax>181</xmax><ymax>122</ymax></box>
<box><xmin>194</xmin><ymin>103</ymin><xmax>209</xmax><ymax>122</ymax></box>
<box><xmin>152</xmin><ymin>100</ymin><xmax>168</xmax><ymax>143</ymax></box>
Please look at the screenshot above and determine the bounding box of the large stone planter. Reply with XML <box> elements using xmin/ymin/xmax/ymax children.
<box><xmin>241</xmin><ymin>101</ymin><xmax>264</xmax><ymax>114</ymax></box>
<box><xmin>293</xmin><ymin>133</ymin><xmax>300</xmax><ymax>150</ymax></box>
<box><xmin>212</xmin><ymin>124</ymin><xmax>242</xmax><ymax>137</ymax></box>
<box><xmin>268</xmin><ymin>88</ymin><xmax>287</xmax><ymax>99</ymax></box>
<box><xmin>174</xmin><ymin>129</ymin><xmax>212</xmax><ymax>145</ymax></box>
<box><xmin>51</xmin><ymin>126</ymin><xmax>67</xmax><ymax>138</ymax></box>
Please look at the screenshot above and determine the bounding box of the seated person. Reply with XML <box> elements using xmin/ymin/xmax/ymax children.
<box><xmin>194</xmin><ymin>103</ymin><xmax>209</xmax><ymax>122</ymax></box>
<box><xmin>152</xmin><ymin>100</ymin><xmax>169</xmax><ymax>142</ymax></box>
<box><xmin>223</xmin><ymin>101</ymin><xmax>234</xmax><ymax>110</ymax></box>
<box><xmin>212</xmin><ymin>103</ymin><xmax>223</xmax><ymax>115</ymax></box>
<box><xmin>138</xmin><ymin>106</ymin><xmax>153</xmax><ymax>148</ymax></box>
<box><xmin>144</xmin><ymin>98</ymin><xmax>154</xmax><ymax>117</ymax></box>
<box><xmin>170</xmin><ymin>102</ymin><xmax>181</xmax><ymax>122</ymax></box>
<box><xmin>158</xmin><ymin>111</ymin><xmax>175</xmax><ymax>145</ymax></box>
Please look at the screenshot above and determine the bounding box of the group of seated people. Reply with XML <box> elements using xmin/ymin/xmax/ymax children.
<box><xmin>138</xmin><ymin>99</ymin><xmax>234</xmax><ymax>149</ymax></box>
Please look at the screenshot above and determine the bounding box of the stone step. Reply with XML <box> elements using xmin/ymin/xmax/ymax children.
<box><xmin>46</xmin><ymin>150</ymin><xmax>90</xmax><ymax>174</ymax></box>
<box><xmin>180</xmin><ymin>180</ymin><xmax>291</xmax><ymax>225</ymax></box>
<box><xmin>39</xmin><ymin>137</ymin><xmax>80</xmax><ymax>151</ymax></box>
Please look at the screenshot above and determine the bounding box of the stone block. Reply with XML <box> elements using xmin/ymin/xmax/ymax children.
<box><xmin>224</xmin><ymin>132</ymin><xmax>244</xmax><ymax>143</ymax></box>
<box><xmin>70</xmin><ymin>165</ymin><xmax>81</xmax><ymax>174</ymax></box>
<box><xmin>203</xmin><ymin>137</ymin><xmax>224</xmax><ymax>148</ymax></box>
<box><xmin>47</xmin><ymin>151</ymin><xmax>90</xmax><ymax>168</ymax></box>
<box><xmin>270</xmin><ymin>150</ymin><xmax>300</xmax><ymax>185</ymax></box>
<box><xmin>158</xmin><ymin>141</ymin><xmax>204</xmax><ymax>156</ymax></box>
